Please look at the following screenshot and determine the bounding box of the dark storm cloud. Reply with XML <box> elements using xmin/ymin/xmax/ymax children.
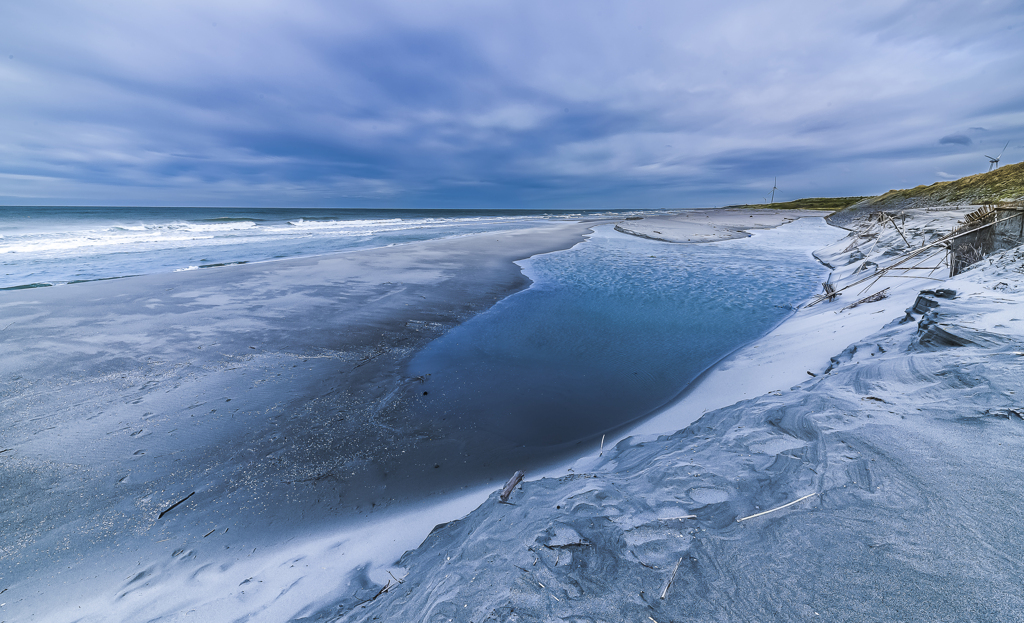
<box><xmin>940</xmin><ymin>134</ymin><xmax>973</xmax><ymax>146</ymax></box>
<box><xmin>1</xmin><ymin>0</ymin><xmax>1023</xmax><ymax>207</ymax></box>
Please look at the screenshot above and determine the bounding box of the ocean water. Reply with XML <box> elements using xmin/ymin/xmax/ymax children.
<box><xmin>0</xmin><ymin>206</ymin><xmax>630</xmax><ymax>290</ymax></box>
<box><xmin>408</xmin><ymin>219</ymin><xmax>840</xmax><ymax>445</ymax></box>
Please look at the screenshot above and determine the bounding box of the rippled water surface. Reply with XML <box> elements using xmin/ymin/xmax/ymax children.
<box><xmin>409</xmin><ymin>219</ymin><xmax>841</xmax><ymax>445</ymax></box>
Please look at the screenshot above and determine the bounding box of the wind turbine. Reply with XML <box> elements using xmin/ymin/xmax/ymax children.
<box><xmin>985</xmin><ymin>141</ymin><xmax>1009</xmax><ymax>171</ymax></box>
<box><xmin>769</xmin><ymin>177</ymin><xmax>778</xmax><ymax>204</ymax></box>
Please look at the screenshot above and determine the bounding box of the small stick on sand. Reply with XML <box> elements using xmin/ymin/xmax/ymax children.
<box><xmin>599</xmin><ymin>434</ymin><xmax>605</xmax><ymax>456</ymax></box>
<box><xmin>371</xmin><ymin>580</ymin><xmax>392</xmax><ymax>600</ymax></box>
<box><xmin>659</xmin><ymin>515</ymin><xmax>697</xmax><ymax>521</ymax></box>
<box><xmin>499</xmin><ymin>470</ymin><xmax>525</xmax><ymax>503</ymax></box>
<box><xmin>886</xmin><ymin>215</ymin><xmax>912</xmax><ymax>247</ymax></box>
<box><xmin>661</xmin><ymin>557</ymin><xmax>683</xmax><ymax>599</ymax></box>
<box><xmin>203</xmin><ymin>528</ymin><xmax>216</xmax><ymax>538</ymax></box>
<box><xmin>736</xmin><ymin>492</ymin><xmax>817</xmax><ymax>522</ymax></box>
<box><xmin>841</xmin><ymin>287</ymin><xmax>890</xmax><ymax>312</ymax></box>
<box><xmin>158</xmin><ymin>491</ymin><xmax>196</xmax><ymax>519</ymax></box>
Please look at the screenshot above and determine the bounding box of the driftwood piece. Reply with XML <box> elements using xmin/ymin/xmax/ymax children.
<box><xmin>807</xmin><ymin>211</ymin><xmax>1022</xmax><ymax>308</ymax></box>
<box><xmin>886</xmin><ymin>215</ymin><xmax>912</xmax><ymax>247</ymax></box>
<box><xmin>820</xmin><ymin>280</ymin><xmax>839</xmax><ymax>302</ymax></box>
<box><xmin>158</xmin><ymin>491</ymin><xmax>196</xmax><ymax>519</ymax></box>
<box><xmin>660</xmin><ymin>557</ymin><xmax>683</xmax><ymax>599</ymax></box>
<box><xmin>372</xmin><ymin>580</ymin><xmax>392</xmax><ymax>600</ymax></box>
<box><xmin>736</xmin><ymin>492</ymin><xmax>817</xmax><ymax>522</ymax></box>
<box><xmin>354</xmin><ymin>579</ymin><xmax>394</xmax><ymax>607</ymax></box>
<box><xmin>499</xmin><ymin>470</ymin><xmax>525</xmax><ymax>503</ymax></box>
<box><xmin>841</xmin><ymin>287</ymin><xmax>890</xmax><ymax>312</ymax></box>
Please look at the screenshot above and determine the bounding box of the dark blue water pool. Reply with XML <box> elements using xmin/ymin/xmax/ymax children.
<box><xmin>408</xmin><ymin>219</ymin><xmax>840</xmax><ymax>446</ymax></box>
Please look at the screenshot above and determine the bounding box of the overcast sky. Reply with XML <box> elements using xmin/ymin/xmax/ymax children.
<box><xmin>1</xmin><ymin>0</ymin><xmax>1022</xmax><ymax>209</ymax></box>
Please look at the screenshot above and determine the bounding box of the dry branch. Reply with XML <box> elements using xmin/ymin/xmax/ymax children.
<box><xmin>661</xmin><ymin>557</ymin><xmax>683</xmax><ymax>599</ymax></box>
<box><xmin>886</xmin><ymin>215</ymin><xmax>912</xmax><ymax>247</ymax></box>
<box><xmin>805</xmin><ymin>213</ymin><xmax>1021</xmax><ymax>308</ymax></box>
<box><xmin>158</xmin><ymin>491</ymin><xmax>195</xmax><ymax>519</ymax></box>
<box><xmin>499</xmin><ymin>470</ymin><xmax>525</xmax><ymax>503</ymax></box>
<box><xmin>841</xmin><ymin>287</ymin><xmax>890</xmax><ymax>312</ymax></box>
<box><xmin>736</xmin><ymin>492</ymin><xmax>817</xmax><ymax>522</ymax></box>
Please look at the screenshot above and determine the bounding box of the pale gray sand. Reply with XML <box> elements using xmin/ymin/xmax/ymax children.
<box><xmin>0</xmin><ymin>221</ymin><xmax>600</xmax><ymax>619</ymax></box>
<box><xmin>614</xmin><ymin>207</ymin><xmax>825</xmax><ymax>243</ymax></box>
<box><xmin>324</xmin><ymin>209</ymin><xmax>1024</xmax><ymax>623</ymax></box>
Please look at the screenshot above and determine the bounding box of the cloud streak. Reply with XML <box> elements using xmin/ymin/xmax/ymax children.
<box><xmin>1</xmin><ymin>0</ymin><xmax>1023</xmax><ymax>207</ymax></box>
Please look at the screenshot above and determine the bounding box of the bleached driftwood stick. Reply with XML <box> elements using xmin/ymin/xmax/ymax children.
<box><xmin>736</xmin><ymin>492</ymin><xmax>817</xmax><ymax>522</ymax></box>
<box><xmin>599</xmin><ymin>434</ymin><xmax>605</xmax><ymax>456</ymax></box>
<box><xmin>499</xmin><ymin>470</ymin><xmax>525</xmax><ymax>503</ymax></box>
<box><xmin>660</xmin><ymin>557</ymin><xmax>683</xmax><ymax>599</ymax></box>
<box><xmin>158</xmin><ymin>491</ymin><xmax>196</xmax><ymax>519</ymax></box>
<box><xmin>886</xmin><ymin>215</ymin><xmax>912</xmax><ymax>247</ymax></box>
<box><xmin>659</xmin><ymin>515</ymin><xmax>697</xmax><ymax>521</ymax></box>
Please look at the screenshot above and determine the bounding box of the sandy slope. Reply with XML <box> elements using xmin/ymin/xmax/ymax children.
<box><xmin>614</xmin><ymin>208</ymin><xmax>823</xmax><ymax>243</ymax></box>
<box><xmin>329</xmin><ymin>208</ymin><xmax>1024</xmax><ymax>622</ymax></box>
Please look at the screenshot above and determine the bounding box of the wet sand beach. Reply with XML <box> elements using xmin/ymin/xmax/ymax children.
<box><xmin>1</xmin><ymin>221</ymin><xmax>600</xmax><ymax>610</ymax></box>
<box><xmin>0</xmin><ymin>208</ymin><xmax>830</xmax><ymax>621</ymax></box>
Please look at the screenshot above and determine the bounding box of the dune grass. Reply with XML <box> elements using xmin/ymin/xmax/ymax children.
<box><xmin>860</xmin><ymin>160</ymin><xmax>1024</xmax><ymax>210</ymax></box>
<box><xmin>724</xmin><ymin>196</ymin><xmax>871</xmax><ymax>212</ymax></box>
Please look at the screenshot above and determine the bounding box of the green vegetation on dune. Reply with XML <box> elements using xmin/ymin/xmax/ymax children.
<box><xmin>725</xmin><ymin>196</ymin><xmax>871</xmax><ymax>212</ymax></box>
<box><xmin>726</xmin><ymin>161</ymin><xmax>1024</xmax><ymax>224</ymax></box>
<box><xmin>858</xmin><ymin>160</ymin><xmax>1024</xmax><ymax>210</ymax></box>
<box><xmin>826</xmin><ymin>160</ymin><xmax>1024</xmax><ymax>227</ymax></box>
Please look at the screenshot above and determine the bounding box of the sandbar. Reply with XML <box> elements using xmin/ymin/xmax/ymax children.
<box><xmin>614</xmin><ymin>207</ymin><xmax>825</xmax><ymax>243</ymax></box>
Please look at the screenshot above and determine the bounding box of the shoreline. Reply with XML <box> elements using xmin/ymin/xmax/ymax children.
<box><xmin>339</xmin><ymin>204</ymin><xmax>1024</xmax><ymax>622</ymax></box>
<box><xmin>5</xmin><ymin>209</ymin><xmax>854</xmax><ymax>621</ymax></box>
<box><xmin>0</xmin><ymin>220</ymin><xmax>602</xmax><ymax>620</ymax></box>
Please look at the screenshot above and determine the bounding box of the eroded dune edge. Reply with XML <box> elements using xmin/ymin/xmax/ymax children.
<box><xmin>328</xmin><ymin>206</ymin><xmax>1024</xmax><ymax>622</ymax></box>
